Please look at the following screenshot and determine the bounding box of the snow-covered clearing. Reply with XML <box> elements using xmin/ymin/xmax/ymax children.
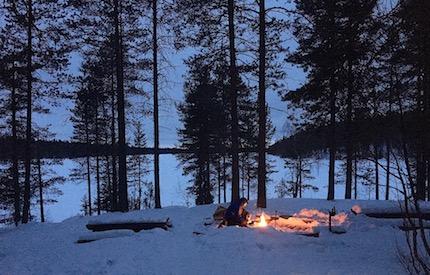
<box><xmin>0</xmin><ymin>198</ymin><xmax>421</xmax><ymax>275</ymax></box>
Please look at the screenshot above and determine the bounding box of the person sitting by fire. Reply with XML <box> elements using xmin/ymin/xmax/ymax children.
<box><xmin>223</xmin><ymin>197</ymin><xmax>250</xmax><ymax>227</ymax></box>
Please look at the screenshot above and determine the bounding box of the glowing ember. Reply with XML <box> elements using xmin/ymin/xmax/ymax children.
<box><xmin>257</xmin><ymin>213</ymin><xmax>268</xmax><ymax>227</ymax></box>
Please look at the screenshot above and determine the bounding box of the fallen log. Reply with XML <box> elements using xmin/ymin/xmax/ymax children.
<box><xmin>77</xmin><ymin>230</ymin><xmax>134</xmax><ymax>244</ymax></box>
<box><xmin>86</xmin><ymin>219</ymin><xmax>172</xmax><ymax>232</ymax></box>
<box><xmin>398</xmin><ymin>225</ymin><xmax>430</xmax><ymax>231</ymax></box>
<box><xmin>298</xmin><ymin>232</ymin><xmax>319</xmax><ymax>238</ymax></box>
<box><xmin>365</xmin><ymin>212</ymin><xmax>430</xmax><ymax>220</ymax></box>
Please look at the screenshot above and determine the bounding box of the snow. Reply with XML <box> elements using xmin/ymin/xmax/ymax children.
<box><xmin>0</xmin><ymin>198</ymin><xmax>424</xmax><ymax>275</ymax></box>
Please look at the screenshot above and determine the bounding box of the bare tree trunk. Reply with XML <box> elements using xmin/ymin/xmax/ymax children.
<box><xmin>228</xmin><ymin>0</ymin><xmax>240</xmax><ymax>203</ymax></box>
<box><xmin>138</xmin><ymin>156</ymin><xmax>142</xmax><ymax>210</ymax></box>
<box><xmin>110</xmin><ymin>68</ymin><xmax>118</xmax><ymax>211</ymax></box>
<box><xmin>354</xmin><ymin>156</ymin><xmax>358</xmax><ymax>199</ymax></box>
<box><xmin>95</xmin><ymin>102</ymin><xmax>101</xmax><ymax>215</ymax></box>
<box><xmin>152</xmin><ymin>0</ymin><xmax>161</xmax><ymax>209</ymax></box>
<box><xmin>86</xmin><ymin>154</ymin><xmax>92</xmax><ymax>215</ymax></box>
<box><xmin>37</xmin><ymin>159</ymin><xmax>44</xmax><ymax>222</ymax></box>
<box><xmin>223</xmin><ymin>155</ymin><xmax>227</xmax><ymax>203</ymax></box>
<box><xmin>96</xmin><ymin>155</ymin><xmax>101</xmax><ymax>215</ymax></box>
<box><xmin>293</xmin><ymin>166</ymin><xmax>298</xmax><ymax>198</ymax></box>
<box><xmin>427</xmin><ymin>160</ymin><xmax>430</xmax><ymax>201</ymax></box>
<box><xmin>11</xmin><ymin>64</ymin><xmax>21</xmax><ymax>225</ymax></box>
<box><xmin>217</xmin><ymin>159</ymin><xmax>221</xmax><ymax>204</ymax></box>
<box><xmin>114</xmin><ymin>0</ymin><xmax>128</xmax><ymax>212</ymax></box>
<box><xmin>386</xmin><ymin>141</ymin><xmax>391</xmax><ymax>200</ymax></box>
<box><xmin>345</xmin><ymin>59</ymin><xmax>353</xmax><ymax>199</ymax></box>
<box><xmin>327</xmin><ymin>76</ymin><xmax>336</xmax><ymax>200</ymax></box>
<box><xmin>247</xmin><ymin>166</ymin><xmax>250</xmax><ymax>201</ymax></box>
<box><xmin>240</xmin><ymin>158</ymin><xmax>245</xmax><ymax>198</ymax></box>
<box><xmin>85</xmin><ymin>113</ymin><xmax>92</xmax><ymax>215</ymax></box>
<box><xmin>375</xmin><ymin>145</ymin><xmax>379</xmax><ymax>200</ymax></box>
<box><xmin>257</xmin><ymin>0</ymin><xmax>267</xmax><ymax>208</ymax></box>
<box><xmin>206</xmin><ymin>158</ymin><xmax>211</xmax><ymax>203</ymax></box>
<box><xmin>386</xmin><ymin>77</ymin><xmax>393</xmax><ymax>201</ymax></box>
<box><xmin>299</xmin><ymin>157</ymin><xmax>303</xmax><ymax>198</ymax></box>
<box><xmin>22</xmin><ymin>0</ymin><xmax>33</xmax><ymax>224</ymax></box>
<box><xmin>105</xmin><ymin>155</ymin><xmax>111</xmax><ymax>210</ymax></box>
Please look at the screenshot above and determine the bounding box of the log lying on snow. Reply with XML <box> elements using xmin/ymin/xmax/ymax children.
<box><xmin>364</xmin><ymin>212</ymin><xmax>430</xmax><ymax>220</ymax></box>
<box><xmin>86</xmin><ymin>218</ymin><xmax>172</xmax><ymax>232</ymax></box>
<box><xmin>398</xmin><ymin>225</ymin><xmax>430</xmax><ymax>231</ymax></box>
<box><xmin>77</xmin><ymin>230</ymin><xmax>135</xmax><ymax>244</ymax></box>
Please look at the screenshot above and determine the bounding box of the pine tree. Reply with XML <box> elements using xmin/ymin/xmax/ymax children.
<box><xmin>178</xmin><ymin>61</ymin><xmax>226</xmax><ymax>205</ymax></box>
<box><xmin>128</xmin><ymin>120</ymin><xmax>151</xmax><ymax>210</ymax></box>
<box><xmin>286</xmin><ymin>0</ymin><xmax>377</xmax><ymax>200</ymax></box>
<box><xmin>69</xmin><ymin>0</ymin><xmax>149</xmax><ymax>212</ymax></box>
<box><xmin>1</xmin><ymin>0</ymin><xmax>70</xmax><ymax>223</ymax></box>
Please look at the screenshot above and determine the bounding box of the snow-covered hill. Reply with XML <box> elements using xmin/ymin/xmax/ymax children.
<box><xmin>0</xmin><ymin>199</ymin><xmax>417</xmax><ymax>274</ymax></box>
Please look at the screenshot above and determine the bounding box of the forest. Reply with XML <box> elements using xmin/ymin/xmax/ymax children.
<box><xmin>1</xmin><ymin>0</ymin><xmax>430</xmax><ymax>274</ymax></box>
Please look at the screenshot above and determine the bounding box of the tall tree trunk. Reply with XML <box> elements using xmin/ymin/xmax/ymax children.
<box><xmin>223</xmin><ymin>155</ymin><xmax>227</xmax><ymax>203</ymax></box>
<box><xmin>110</xmin><ymin>68</ymin><xmax>118</xmax><ymax>211</ymax></box>
<box><xmin>386</xmin><ymin>141</ymin><xmax>391</xmax><ymax>200</ymax></box>
<box><xmin>11</xmin><ymin>64</ymin><xmax>21</xmax><ymax>225</ymax></box>
<box><xmin>257</xmin><ymin>0</ymin><xmax>267</xmax><ymax>208</ymax></box>
<box><xmin>85</xmin><ymin>118</ymin><xmax>92</xmax><ymax>215</ymax></box>
<box><xmin>22</xmin><ymin>0</ymin><xmax>33</xmax><ymax>224</ymax></box>
<box><xmin>86</xmin><ymin>154</ymin><xmax>92</xmax><ymax>215</ymax></box>
<box><xmin>217</xmin><ymin>159</ymin><xmax>221</xmax><ymax>204</ymax></box>
<box><xmin>247</xmin><ymin>166</ymin><xmax>250</xmax><ymax>200</ymax></box>
<box><xmin>95</xmin><ymin>102</ymin><xmax>101</xmax><ymax>215</ymax></box>
<box><xmin>37</xmin><ymin>159</ymin><xmax>44</xmax><ymax>222</ymax></box>
<box><xmin>227</xmin><ymin>0</ymin><xmax>240</xmax><ymax>203</ymax></box>
<box><xmin>138</xmin><ymin>157</ymin><xmax>142</xmax><ymax>210</ymax></box>
<box><xmin>386</xmin><ymin>70</ymin><xmax>394</xmax><ymax>201</ymax></box>
<box><xmin>240</xmin><ymin>158</ymin><xmax>245</xmax><ymax>198</ymax></box>
<box><xmin>85</xmin><ymin>111</ymin><xmax>92</xmax><ymax>216</ymax></box>
<box><xmin>96</xmin><ymin>155</ymin><xmax>101</xmax><ymax>215</ymax></box>
<box><xmin>327</xmin><ymin>76</ymin><xmax>336</xmax><ymax>200</ymax></box>
<box><xmin>299</xmin><ymin>157</ymin><xmax>303</xmax><ymax>198</ymax></box>
<box><xmin>415</xmin><ymin>73</ymin><xmax>426</xmax><ymax>200</ymax></box>
<box><xmin>427</xmin><ymin>159</ymin><xmax>430</xmax><ymax>201</ymax></box>
<box><xmin>152</xmin><ymin>0</ymin><xmax>161</xmax><ymax>209</ymax></box>
<box><xmin>206</xmin><ymin>158</ymin><xmax>210</xmax><ymax>203</ymax></box>
<box><xmin>293</xmin><ymin>166</ymin><xmax>298</xmax><ymax>198</ymax></box>
<box><xmin>105</xmin><ymin>155</ymin><xmax>111</xmax><ymax>210</ymax></box>
<box><xmin>354</xmin><ymin>156</ymin><xmax>358</xmax><ymax>199</ymax></box>
<box><xmin>114</xmin><ymin>0</ymin><xmax>128</xmax><ymax>211</ymax></box>
<box><xmin>375</xmin><ymin>145</ymin><xmax>379</xmax><ymax>200</ymax></box>
<box><xmin>345</xmin><ymin>60</ymin><xmax>353</xmax><ymax>199</ymax></box>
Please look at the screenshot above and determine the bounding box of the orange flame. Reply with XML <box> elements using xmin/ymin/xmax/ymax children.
<box><xmin>258</xmin><ymin>213</ymin><xmax>268</xmax><ymax>227</ymax></box>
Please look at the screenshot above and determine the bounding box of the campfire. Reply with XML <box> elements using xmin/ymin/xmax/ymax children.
<box><xmin>249</xmin><ymin>209</ymin><xmax>349</xmax><ymax>236</ymax></box>
<box><xmin>254</xmin><ymin>212</ymin><xmax>268</xmax><ymax>227</ymax></box>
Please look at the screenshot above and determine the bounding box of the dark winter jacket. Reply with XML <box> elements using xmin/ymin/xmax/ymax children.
<box><xmin>223</xmin><ymin>198</ymin><xmax>248</xmax><ymax>226</ymax></box>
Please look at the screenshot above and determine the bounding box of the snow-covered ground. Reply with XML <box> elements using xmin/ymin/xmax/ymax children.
<box><xmin>0</xmin><ymin>198</ymin><xmax>419</xmax><ymax>275</ymax></box>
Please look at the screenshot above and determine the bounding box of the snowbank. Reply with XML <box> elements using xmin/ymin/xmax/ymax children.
<box><xmin>0</xmin><ymin>199</ymin><xmax>418</xmax><ymax>274</ymax></box>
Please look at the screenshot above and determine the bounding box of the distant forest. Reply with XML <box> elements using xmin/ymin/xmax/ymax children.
<box><xmin>0</xmin><ymin>0</ymin><xmax>429</xmax><ymax>225</ymax></box>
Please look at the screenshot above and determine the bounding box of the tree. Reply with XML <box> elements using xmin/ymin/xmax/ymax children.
<box><xmin>286</xmin><ymin>0</ymin><xmax>377</xmax><ymax>200</ymax></box>
<box><xmin>128</xmin><ymin>120</ymin><xmax>152</xmax><ymax>210</ymax></box>
<box><xmin>1</xmin><ymin>0</ymin><xmax>70</xmax><ymax>223</ymax></box>
<box><xmin>70</xmin><ymin>0</ymin><xmax>149</xmax><ymax>211</ymax></box>
<box><xmin>177</xmin><ymin>63</ymin><xmax>225</xmax><ymax>205</ymax></box>
<box><xmin>276</xmin><ymin>156</ymin><xmax>316</xmax><ymax>198</ymax></box>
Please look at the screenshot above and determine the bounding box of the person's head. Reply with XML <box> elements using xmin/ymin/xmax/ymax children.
<box><xmin>239</xmin><ymin>197</ymin><xmax>248</xmax><ymax>208</ymax></box>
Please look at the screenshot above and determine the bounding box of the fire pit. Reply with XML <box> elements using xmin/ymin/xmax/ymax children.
<box><xmin>248</xmin><ymin>209</ymin><xmax>349</xmax><ymax>237</ymax></box>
